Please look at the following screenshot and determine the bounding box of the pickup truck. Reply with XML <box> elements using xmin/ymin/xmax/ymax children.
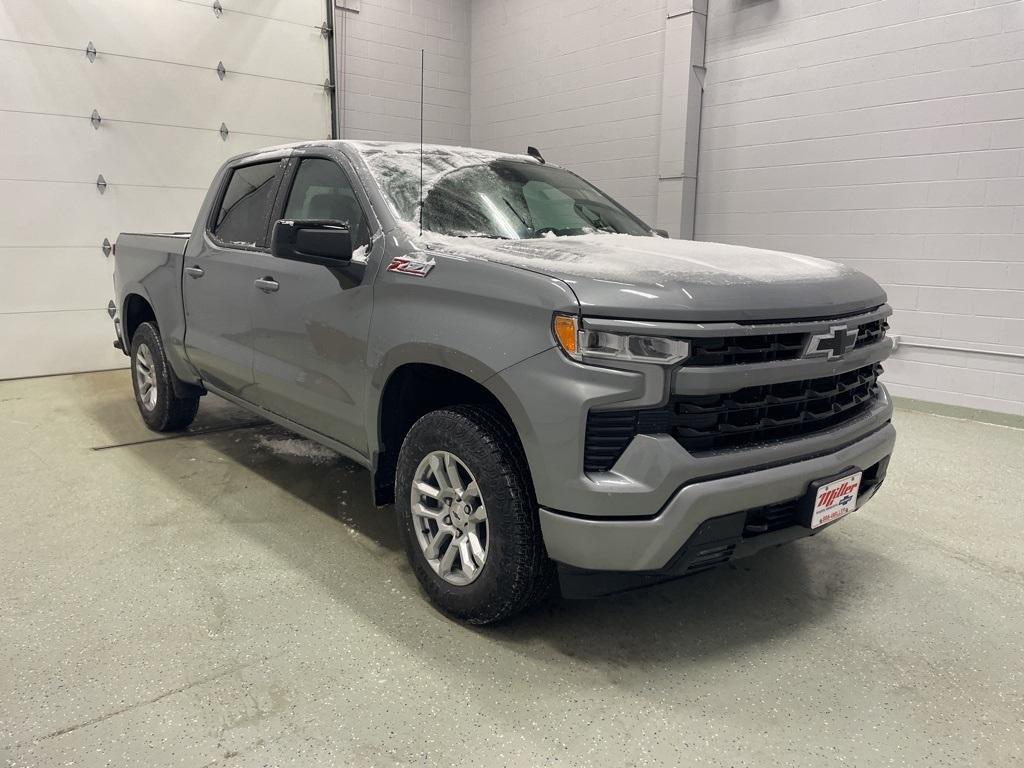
<box><xmin>110</xmin><ymin>140</ymin><xmax>896</xmax><ymax>624</ymax></box>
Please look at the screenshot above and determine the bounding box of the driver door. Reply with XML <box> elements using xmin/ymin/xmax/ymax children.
<box><xmin>247</xmin><ymin>154</ymin><xmax>378</xmax><ymax>456</ymax></box>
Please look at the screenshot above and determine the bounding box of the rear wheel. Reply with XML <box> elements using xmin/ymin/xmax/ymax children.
<box><xmin>130</xmin><ymin>322</ymin><xmax>199</xmax><ymax>432</ymax></box>
<box><xmin>395</xmin><ymin>405</ymin><xmax>554</xmax><ymax>624</ymax></box>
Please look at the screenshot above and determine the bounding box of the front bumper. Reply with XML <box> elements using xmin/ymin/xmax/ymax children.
<box><xmin>540</xmin><ymin>420</ymin><xmax>895</xmax><ymax>594</ymax></box>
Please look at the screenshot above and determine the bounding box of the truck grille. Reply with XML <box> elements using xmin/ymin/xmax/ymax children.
<box><xmin>686</xmin><ymin>317</ymin><xmax>888</xmax><ymax>366</ymax></box>
<box><xmin>672</xmin><ymin>363</ymin><xmax>882</xmax><ymax>452</ymax></box>
<box><xmin>583</xmin><ymin>363</ymin><xmax>883</xmax><ymax>472</ymax></box>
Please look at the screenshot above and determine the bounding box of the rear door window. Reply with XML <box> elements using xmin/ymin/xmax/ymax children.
<box><xmin>211</xmin><ymin>161</ymin><xmax>282</xmax><ymax>248</ymax></box>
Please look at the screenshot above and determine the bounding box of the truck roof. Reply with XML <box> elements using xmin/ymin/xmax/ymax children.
<box><xmin>231</xmin><ymin>139</ymin><xmax>538</xmax><ymax>166</ymax></box>
<box><xmin>229</xmin><ymin>140</ymin><xmax>544</xmax><ymax>225</ymax></box>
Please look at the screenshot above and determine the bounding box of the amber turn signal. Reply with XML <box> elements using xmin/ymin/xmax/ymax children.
<box><xmin>552</xmin><ymin>313</ymin><xmax>579</xmax><ymax>358</ymax></box>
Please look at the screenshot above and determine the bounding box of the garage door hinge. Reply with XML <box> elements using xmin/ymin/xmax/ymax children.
<box><xmin>212</xmin><ymin>1</ymin><xmax>223</xmax><ymax>17</ymax></box>
<box><xmin>96</xmin><ymin>174</ymin><xmax>107</xmax><ymax>194</ymax></box>
<box><xmin>217</xmin><ymin>61</ymin><xmax>226</xmax><ymax>80</ymax></box>
<box><xmin>220</xmin><ymin>122</ymin><xmax>229</xmax><ymax>141</ymax></box>
<box><xmin>323</xmin><ymin>79</ymin><xmax>335</xmax><ymax>93</ymax></box>
<box><xmin>91</xmin><ymin>109</ymin><xmax>102</xmax><ymax>129</ymax></box>
<box><xmin>85</xmin><ymin>41</ymin><xmax>97</xmax><ymax>63</ymax></box>
<box><xmin>102</xmin><ymin>238</ymin><xmax>112</xmax><ymax>257</ymax></box>
<box><xmin>320</xmin><ymin>22</ymin><xmax>332</xmax><ymax>38</ymax></box>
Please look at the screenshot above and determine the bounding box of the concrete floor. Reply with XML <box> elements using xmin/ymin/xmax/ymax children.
<box><xmin>1</xmin><ymin>370</ymin><xmax>1021</xmax><ymax>768</ymax></box>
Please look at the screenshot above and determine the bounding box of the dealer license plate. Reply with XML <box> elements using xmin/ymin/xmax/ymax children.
<box><xmin>810</xmin><ymin>471</ymin><xmax>862</xmax><ymax>529</ymax></box>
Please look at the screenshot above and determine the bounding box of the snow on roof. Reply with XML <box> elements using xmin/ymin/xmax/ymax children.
<box><xmin>345</xmin><ymin>141</ymin><xmax>537</xmax><ymax>223</ymax></box>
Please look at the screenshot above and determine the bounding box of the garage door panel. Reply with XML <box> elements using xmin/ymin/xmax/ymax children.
<box><xmin>0</xmin><ymin>46</ymin><xmax>330</xmax><ymax>139</ymax></box>
<box><xmin>0</xmin><ymin>182</ymin><xmax>205</xmax><ymax>248</ymax></box>
<box><xmin>0</xmin><ymin>0</ymin><xmax>326</xmax><ymax>83</ymax></box>
<box><xmin>0</xmin><ymin>310</ymin><xmax>125</xmax><ymax>380</ymax></box>
<box><xmin>1</xmin><ymin>248</ymin><xmax>113</xmax><ymax>313</ymax></box>
<box><xmin>218</xmin><ymin>0</ymin><xmax>327</xmax><ymax>27</ymax></box>
<box><xmin>0</xmin><ymin>2</ymin><xmax>332</xmax><ymax>379</ymax></box>
<box><xmin>0</xmin><ymin>112</ymin><xmax>300</xmax><ymax>190</ymax></box>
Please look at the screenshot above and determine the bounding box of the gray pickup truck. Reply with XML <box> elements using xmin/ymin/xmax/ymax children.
<box><xmin>110</xmin><ymin>140</ymin><xmax>895</xmax><ymax>623</ymax></box>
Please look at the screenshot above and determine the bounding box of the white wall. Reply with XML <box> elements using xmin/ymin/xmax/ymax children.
<box><xmin>0</xmin><ymin>0</ymin><xmax>331</xmax><ymax>379</ymax></box>
<box><xmin>696</xmin><ymin>0</ymin><xmax>1024</xmax><ymax>416</ymax></box>
<box><xmin>335</xmin><ymin>0</ymin><xmax>471</xmax><ymax>144</ymax></box>
<box><xmin>469</xmin><ymin>0</ymin><xmax>669</xmax><ymax>225</ymax></box>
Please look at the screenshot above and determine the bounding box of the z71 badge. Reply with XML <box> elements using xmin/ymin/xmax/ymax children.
<box><xmin>386</xmin><ymin>256</ymin><xmax>435</xmax><ymax>278</ymax></box>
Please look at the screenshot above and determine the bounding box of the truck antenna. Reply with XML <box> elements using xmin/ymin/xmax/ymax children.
<box><xmin>419</xmin><ymin>48</ymin><xmax>425</xmax><ymax>236</ymax></box>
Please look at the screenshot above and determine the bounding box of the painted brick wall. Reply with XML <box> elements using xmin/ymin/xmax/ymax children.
<box><xmin>696</xmin><ymin>0</ymin><xmax>1024</xmax><ymax>416</ymax></box>
<box><xmin>336</xmin><ymin>0</ymin><xmax>471</xmax><ymax>144</ymax></box>
<box><xmin>469</xmin><ymin>0</ymin><xmax>668</xmax><ymax>225</ymax></box>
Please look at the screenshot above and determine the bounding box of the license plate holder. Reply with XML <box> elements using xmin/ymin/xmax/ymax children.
<box><xmin>801</xmin><ymin>468</ymin><xmax>863</xmax><ymax>529</ymax></box>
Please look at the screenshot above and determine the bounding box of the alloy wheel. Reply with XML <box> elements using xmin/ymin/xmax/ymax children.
<box><xmin>409</xmin><ymin>450</ymin><xmax>488</xmax><ymax>585</ymax></box>
<box><xmin>135</xmin><ymin>343</ymin><xmax>158</xmax><ymax>411</ymax></box>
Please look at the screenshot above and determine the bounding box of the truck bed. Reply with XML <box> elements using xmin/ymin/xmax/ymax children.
<box><xmin>112</xmin><ymin>232</ymin><xmax>192</xmax><ymax>359</ymax></box>
<box><xmin>114</xmin><ymin>232</ymin><xmax>188</xmax><ymax>274</ymax></box>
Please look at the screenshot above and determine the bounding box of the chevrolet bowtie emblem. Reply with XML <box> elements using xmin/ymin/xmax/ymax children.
<box><xmin>804</xmin><ymin>325</ymin><xmax>858</xmax><ymax>360</ymax></box>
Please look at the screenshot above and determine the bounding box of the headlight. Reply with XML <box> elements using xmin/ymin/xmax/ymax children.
<box><xmin>552</xmin><ymin>314</ymin><xmax>689</xmax><ymax>365</ymax></box>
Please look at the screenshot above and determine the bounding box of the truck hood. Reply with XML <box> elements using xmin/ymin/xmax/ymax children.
<box><xmin>418</xmin><ymin>232</ymin><xmax>886</xmax><ymax>322</ymax></box>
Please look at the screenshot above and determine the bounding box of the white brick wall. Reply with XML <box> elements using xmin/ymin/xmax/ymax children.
<box><xmin>469</xmin><ymin>0</ymin><xmax>668</xmax><ymax>224</ymax></box>
<box><xmin>335</xmin><ymin>0</ymin><xmax>471</xmax><ymax>144</ymax></box>
<box><xmin>697</xmin><ymin>0</ymin><xmax>1024</xmax><ymax>416</ymax></box>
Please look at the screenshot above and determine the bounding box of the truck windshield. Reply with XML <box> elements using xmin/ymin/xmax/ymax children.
<box><xmin>420</xmin><ymin>161</ymin><xmax>651</xmax><ymax>240</ymax></box>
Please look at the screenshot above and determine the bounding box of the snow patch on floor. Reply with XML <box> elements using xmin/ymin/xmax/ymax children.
<box><xmin>256</xmin><ymin>435</ymin><xmax>337</xmax><ymax>464</ymax></box>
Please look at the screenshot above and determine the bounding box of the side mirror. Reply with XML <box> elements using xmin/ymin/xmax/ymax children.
<box><xmin>653</xmin><ymin>228</ymin><xmax>670</xmax><ymax>238</ymax></box>
<box><xmin>271</xmin><ymin>220</ymin><xmax>352</xmax><ymax>265</ymax></box>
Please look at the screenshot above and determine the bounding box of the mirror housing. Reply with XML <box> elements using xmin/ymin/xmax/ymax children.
<box><xmin>271</xmin><ymin>220</ymin><xmax>353</xmax><ymax>265</ymax></box>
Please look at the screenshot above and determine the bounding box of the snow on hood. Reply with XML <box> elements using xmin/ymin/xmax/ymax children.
<box><xmin>413</xmin><ymin>231</ymin><xmax>853</xmax><ymax>286</ymax></box>
<box><xmin>348</xmin><ymin>141</ymin><xmax>536</xmax><ymax>223</ymax></box>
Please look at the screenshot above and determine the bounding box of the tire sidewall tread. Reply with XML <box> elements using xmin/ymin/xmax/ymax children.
<box><xmin>130</xmin><ymin>322</ymin><xmax>199</xmax><ymax>432</ymax></box>
<box><xmin>396</xmin><ymin>405</ymin><xmax>554</xmax><ymax>625</ymax></box>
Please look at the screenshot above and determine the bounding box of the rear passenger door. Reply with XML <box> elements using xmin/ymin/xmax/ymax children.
<box><xmin>248</xmin><ymin>153</ymin><xmax>379</xmax><ymax>455</ymax></box>
<box><xmin>182</xmin><ymin>159</ymin><xmax>285</xmax><ymax>395</ymax></box>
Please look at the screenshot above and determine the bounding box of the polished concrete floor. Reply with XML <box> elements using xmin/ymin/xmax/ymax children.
<box><xmin>1</xmin><ymin>370</ymin><xmax>1021</xmax><ymax>767</ymax></box>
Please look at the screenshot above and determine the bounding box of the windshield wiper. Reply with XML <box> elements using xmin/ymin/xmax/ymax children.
<box><xmin>503</xmin><ymin>198</ymin><xmax>532</xmax><ymax>233</ymax></box>
<box><xmin>573</xmin><ymin>202</ymin><xmax>615</xmax><ymax>233</ymax></box>
<box><xmin>441</xmin><ymin>232</ymin><xmax>511</xmax><ymax>240</ymax></box>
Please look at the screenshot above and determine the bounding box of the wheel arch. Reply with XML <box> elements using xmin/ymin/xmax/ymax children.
<box><xmin>122</xmin><ymin>291</ymin><xmax>157</xmax><ymax>346</ymax></box>
<box><xmin>121</xmin><ymin>289</ymin><xmax>204</xmax><ymax>400</ymax></box>
<box><xmin>370</xmin><ymin>360</ymin><xmax>531</xmax><ymax>507</ymax></box>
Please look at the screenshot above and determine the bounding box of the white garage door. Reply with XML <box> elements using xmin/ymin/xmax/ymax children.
<box><xmin>0</xmin><ymin>0</ymin><xmax>332</xmax><ymax>380</ymax></box>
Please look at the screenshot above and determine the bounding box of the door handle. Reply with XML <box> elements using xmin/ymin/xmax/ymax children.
<box><xmin>184</xmin><ymin>265</ymin><xmax>204</xmax><ymax>278</ymax></box>
<box><xmin>254</xmin><ymin>277</ymin><xmax>280</xmax><ymax>293</ymax></box>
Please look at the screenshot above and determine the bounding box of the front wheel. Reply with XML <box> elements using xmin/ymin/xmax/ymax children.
<box><xmin>130</xmin><ymin>322</ymin><xmax>199</xmax><ymax>432</ymax></box>
<box><xmin>395</xmin><ymin>405</ymin><xmax>554</xmax><ymax>624</ymax></box>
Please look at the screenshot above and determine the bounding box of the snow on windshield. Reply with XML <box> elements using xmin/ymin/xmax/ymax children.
<box><xmin>349</xmin><ymin>141</ymin><xmax>534</xmax><ymax>224</ymax></box>
<box><xmin>348</xmin><ymin>142</ymin><xmax>849</xmax><ymax>285</ymax></box>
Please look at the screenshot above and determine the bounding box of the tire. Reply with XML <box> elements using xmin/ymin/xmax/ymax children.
<box><xmin>395</xmin><ymin>405</ymin><xmax>555</xmax><ymax>625</ymax></box>
<box><xmin>129</xmin><ymin>321</ymin><xmax>199</xmax><ymax>432</ymax></box>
